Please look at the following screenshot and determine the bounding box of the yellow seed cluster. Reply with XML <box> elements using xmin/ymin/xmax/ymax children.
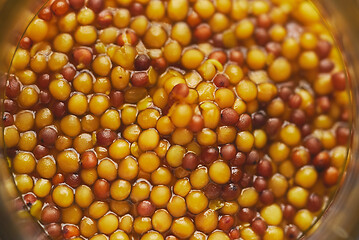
<box><xmin>4</xmin><ymin>0</ymin><xmax>350</xmax><ymax>239</ymax></box>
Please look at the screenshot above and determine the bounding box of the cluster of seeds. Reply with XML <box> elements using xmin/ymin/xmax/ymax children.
<box><xmin>3</xmin><ymin>0</ymin><xmax>351</xmax><ymax>239</ymax></box>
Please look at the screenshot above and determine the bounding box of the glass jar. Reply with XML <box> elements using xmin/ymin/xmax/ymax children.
<box><xmin>0</xmin><ymin>0</ymin><xmax>358</xmax><ymax>239</ymax></box>
<box><xmin>303</xmin><ymin>1</ymin><xmax>359</xmax><ymax>239</ymax></box>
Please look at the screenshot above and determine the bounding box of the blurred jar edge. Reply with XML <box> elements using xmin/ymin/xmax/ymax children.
<box><xmin>0</xmin><ymin>0</ymin><xmax>358</xmax><ymax>240</ymax></box>
<box><xmin>307</xmin><ymin>0</ymin><xmax>359</xmax><ymax>239</ymax></box>
<box><xmin>0</xmin><ymin>1</ymin><xmax>49</xmax><ymax>240</ymax></box>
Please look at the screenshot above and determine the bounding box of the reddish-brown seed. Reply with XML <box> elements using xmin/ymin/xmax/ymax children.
<box><xmin>288</xmin><ymin>94</ymin><xmax>302</xmax><ymax>109</ymax></box>
<box><xmin>304</xmin><ymin>137</ymin><xmax>322</xmax><ymax>155</ymax></box>
<box><xmin>323</xmin><ymin>166</ymin><xmax>339</xmax><ymax>186</ymax></box>
<box><xmin>212</xmin><ymin>34</ymin><xmax>224</xmax><ymax>48</ymax></box>
<box><xmin>69</xmin><ymin>0</ymin><xmax>85</xmax><ymax>10</ymax></box>
<box><xmin>97</xmin><ymin>10</ymin><xmax>113</xmax><ymax>28</ymax></box>
<box><xmin>336</xmin><ymin>126</ymin><xmax>350</xmax><ymax>145</ymax></box>
<box><xmin>51</xmin><ymin>0</ymin><xmax>70</xmax><ymax>16</ymax></box>
<box><xmin>246</xmin><ymin>150</ymin><xmax>260</xmax><ymax>165</ymax></box>
<box><xmin>213</xmin><ymin>74</ymin><xmax>230</xmax><ymax>88</ymax></box>
<box><xmin>222</xmin><ymin>183</ymin><xmax>241</xmax><ymax>201</ymax></box>
<box><xmin>81</xmin><ymin>151</ymin><xmax>98</xmax><ymax>169</ymax></box>
<box><xmin>110</xmin><ymin>91</ymin><xmax>124</xmax><ymax>108</ymax></box>
<box><xmin>307</xmin><ymin>193</ymin><xmax>323</xmax><ymax>212</ymax></box>
<box><xmin>73</xmin><ymin>48</ymin><xmax>93</xmax><ymax>67</ymax></box>
<box><xmin>52</xmin><ymin>101</ymin><xmax>67</xmax><ymax>118</ymax></box>
<box><xmin>316</xmin><ymin>40</ymin><xmax>332</xmax><ymax>59</ymax></box>
<box><xmin>218</xmin><ymin>215</ymin><xmax>234</xmax><ymax>232</ymax></box>
<box><xmin>52</xmin><ymin>173</ymin><xmax>65</xmax><ymax>185</ymax></box>
<box><xmin>41</xmin><ymin>206</ymin><xmax>61</xmax><ymax>224</ymax></box>
<box><xmin>38</xmin><ymin>6</ymin><xmax>52</xmax><ymax>21</ymax></box>
<box><xmin>63</xmin><ymin>225</ymin><xmax>80</xmax><ymax>239</ymax></box>
<box><xmin>283</xmin><ymin>204</ymin><xmax>296</xmax><ymax>220</ymax></box>
<box><xmin>230</xmin><ymin>152</ymin><xmax>246</xmax><ymax>167</ymax></box>
<box><xmin>201</xmin><ymin>147</ymin><xmax>219</xmax><ymax>164</ymax></box>
<box><xmin>252</xmin><ymin>112</ymin><xmax>267</xmax><ymax>129</ymax></box>
<box><xmin>291</xmin><ymin>148</ymin><xmax>310</xmax><ymax>168</ymax></box>
<box><xmin>20</xmin><ymin>37</ymin><xmax>33</xmax><ymax>49</ymax></box>
<box><xmin>290</xmin><ymin>109</ymin><xmax>306</xmax><ymax>126</ymax></box>
<box><xmin>221</xmin><ymin>108</ymin><xmax>239</xmax><ymax>126</ymax></box>
<box><xmin>331</xmin><ymin>71</ymin><xmax>346</xmax><ymax>91</ymax></box>
<box><xmin>286</xmin><ymin>225</ymin><xmax>301</xmax><ymax>240</ymax></box>
<box><xmin>254</xmin><ymin>28</ymin><xmax>270</xmax><ymax>46</ymax></box>
<box><xmin>259</xmin><ymin>189</ymin><xmax>274</xmax><ymax>205</ymax></box>
<box><xmin>252</xmin><ymin>219</ymin><xmax>267</xmax><ymax>236</ymax></box>
<box><xmin>4</xmin><ymin>99</ymin><xmax>17</xmax><ymax>114</ymax></box>
<box><xmin>301</xmin><ymin>124</ymin><xmax>311</xmax><ymax>137</ymax></box>
<box><xmin>188</xmin><ymin>115</ymin><xmax>204</xmax><ymax>133</ymax></box>
<box><xmin>3</xmin><ymin>112</ymin><xmax>14</xmax><ymax>127</ymax></box>
<box><xmin>278</xmin><ymin>87</ymin><xmax>293</xmax><ymax>101</ymax></box>
<box><xmin>187</xmin><ymin>11</ymin><xmax>201</xmax><ymax>28</ymax></box>
<box><xmin>194</xmin><ymin>24</ymin><xmax>212</xmax><ymax>42</ymax></box>
<box><xmin>131</xmin><ymin>72</ymin><xmax>149</xmax><ymax>87</ymax></box>
<box><xmin>229</xmin><ymin>229</ymin><xmax>240</xmax><ymax>240</ymax></box>
<box><xmin>61</xmin><ymin>65</ymin><xmax>77</xmax><ymax>81</ymax></box>
<box><xmin>229</xmin><ymin>50</ymin><xmax>244</xmax><ymax>66</ymax></box>
<box><xmin>313</xmin><ymin>151</ymin><xmax>330</xmax><ymax>171</ymax></box>
<box><xmin>134</xmin><ymin>54</ymin><xmax>151</xmax><ymax>71</ymax></box>
<box><xmin>152</xmin><ymin>57</ymin><xmax>167</xmax><ymax>71</ymax></box>
<box><xmin>204</xmin><ymin>183</ymin><xmax>222</xmax><ymax>199</ymax></box>
<box><xmin>40</xmin><ymin>91</ymin><xmax>52</xmax><ymax>104</ymax></box>
<box><xmin>266</xmin><ymin>42</ymin><xmax>281</xmax><ymax>57</ymax></box>
<box><xmin>238</xmin><ymin>208</ymin><xmax>255</xmax><ymax>223</ymax></box>
<box><xmin>96</xmin><ymin>129</ymin><xmax>117</xmax><ymax>147</ymax></box>
<box><xmin>253</xmin><ymin>176</ymin><xmax>267</xmax><ymax>192</ymax></box>
<box><xmin>66</xmin><ymin>173</ymin><xmax>81</xmax><ymax>188</ymax></box>
<box><xmin>87</xmin><ymin>0</ymin><xmax>104</xmax><ymax>13</ymax></box>
<box><xmin>129</xmin><ymin>2</ymin><xmax>145</xmax><ymax>16</ymax></box>
<box><xmin>38</xmin><ymin>127</ymin><xmax>58</xmax><ymax>147</ymax></box>
<box><xmin>37</xmin><ymin>74</ymin><xmax>51</xmax><ymax>89</ymax></box>
<box><xmin>231</xmin><ymin>167</ymin><xmax>243</xmax><ymax>183</ymax></box>
<box><xmin>170</xmin><ymin>83</ymin><xmax>189</xmax><ymax>100</ymax></box>
<box><xmin>24</xmin><ymin>193</ymin><xmax>37</xmax><ymax>206</ymax></box>
<box><xmin>209</xmin><ymin>51</ymin><xmax>227</xmax><ymax>65</ymax></box>
<box><xmin>265</xmin><ymin>118</ymin><xmax>282</xmax><ymax>136</ymax></box>
<box><xmin>237</xmin><ymin>114</ymin><xmax>252</xmax><ymax>131</ymax></box>
<box><xmin>93</xmin><ymin>179</ymin><xmax>110</xmax><ymax>199</ymax></box>
<box><xmin>46</xmin><ymin>223</ymin><xmax>62</xmax><ymax>238</ymax></box>
<box><xmin>137</xmin><ymin>200</ymin><xmax>155</xmax><ymax>217</ymax></box>
<box><xmin>257</xmin><ymin>14</ymin><xmax>272</xmax><ymax>29</ymax></box>
<box><xmin>221</xmin><ymin>144</ymin><xmax>237</xmax><ymax>161</ymax></box>
<box><xmin>6</xmin><ymin>76</ymin><xmax>20</xmax><ymax>99</ymax></box>
<box><xmin>33</xmin><ymin>145</ymin><xmax>49</xmax><ymax>159</ymax></box>
<box><xmin>240</xmin><ymin>173</ymin><xmax>252</xmax><ymax>188</ymax></box>
<box><xmin>319</xmin><ymin>58</ymin><xmax>335</xmax><ymax>73</ymax></box>
<box><xmin>316</xmin><ymin>96</ymin><xmax>331</xmax><ymax>113</ymax></box>
<box><xmin>257</xmin><ymin>159</ymin><xmax>272</xmax><ymax>178</ymax></box>
<box><xmin>182</xmin><ymin>152</ymin><xmax>199</xmax><ymax>171</ymax></box>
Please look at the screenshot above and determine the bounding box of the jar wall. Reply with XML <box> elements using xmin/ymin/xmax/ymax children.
<box><xmin>0</xmin><ymin>2</ymin><xmax>49</xmax><ymax>240</ymax></box>
<box><xmin>306</xmin><ymin>0</ymin><xmax>359</xmax><ymax>239</ymax></box>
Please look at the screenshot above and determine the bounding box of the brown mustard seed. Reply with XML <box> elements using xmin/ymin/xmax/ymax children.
<box><xmin>87</xmin><ymin>0</ymin><xmax>104</xmax><ymax>13</ymax></box>
<box><xmin>69</xmin><ymin>0</ymin><xmax>85</xmax><ymax>10</ymax></box>
<box><xmin>51</xmin><ymin>0</ymin><xmax>69</xmax><ymax>16</ymax></box>
<box><xmin>96</xmin><ymin>129</ymin><xmax>117</xmax><ymax>147</ymax></box>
